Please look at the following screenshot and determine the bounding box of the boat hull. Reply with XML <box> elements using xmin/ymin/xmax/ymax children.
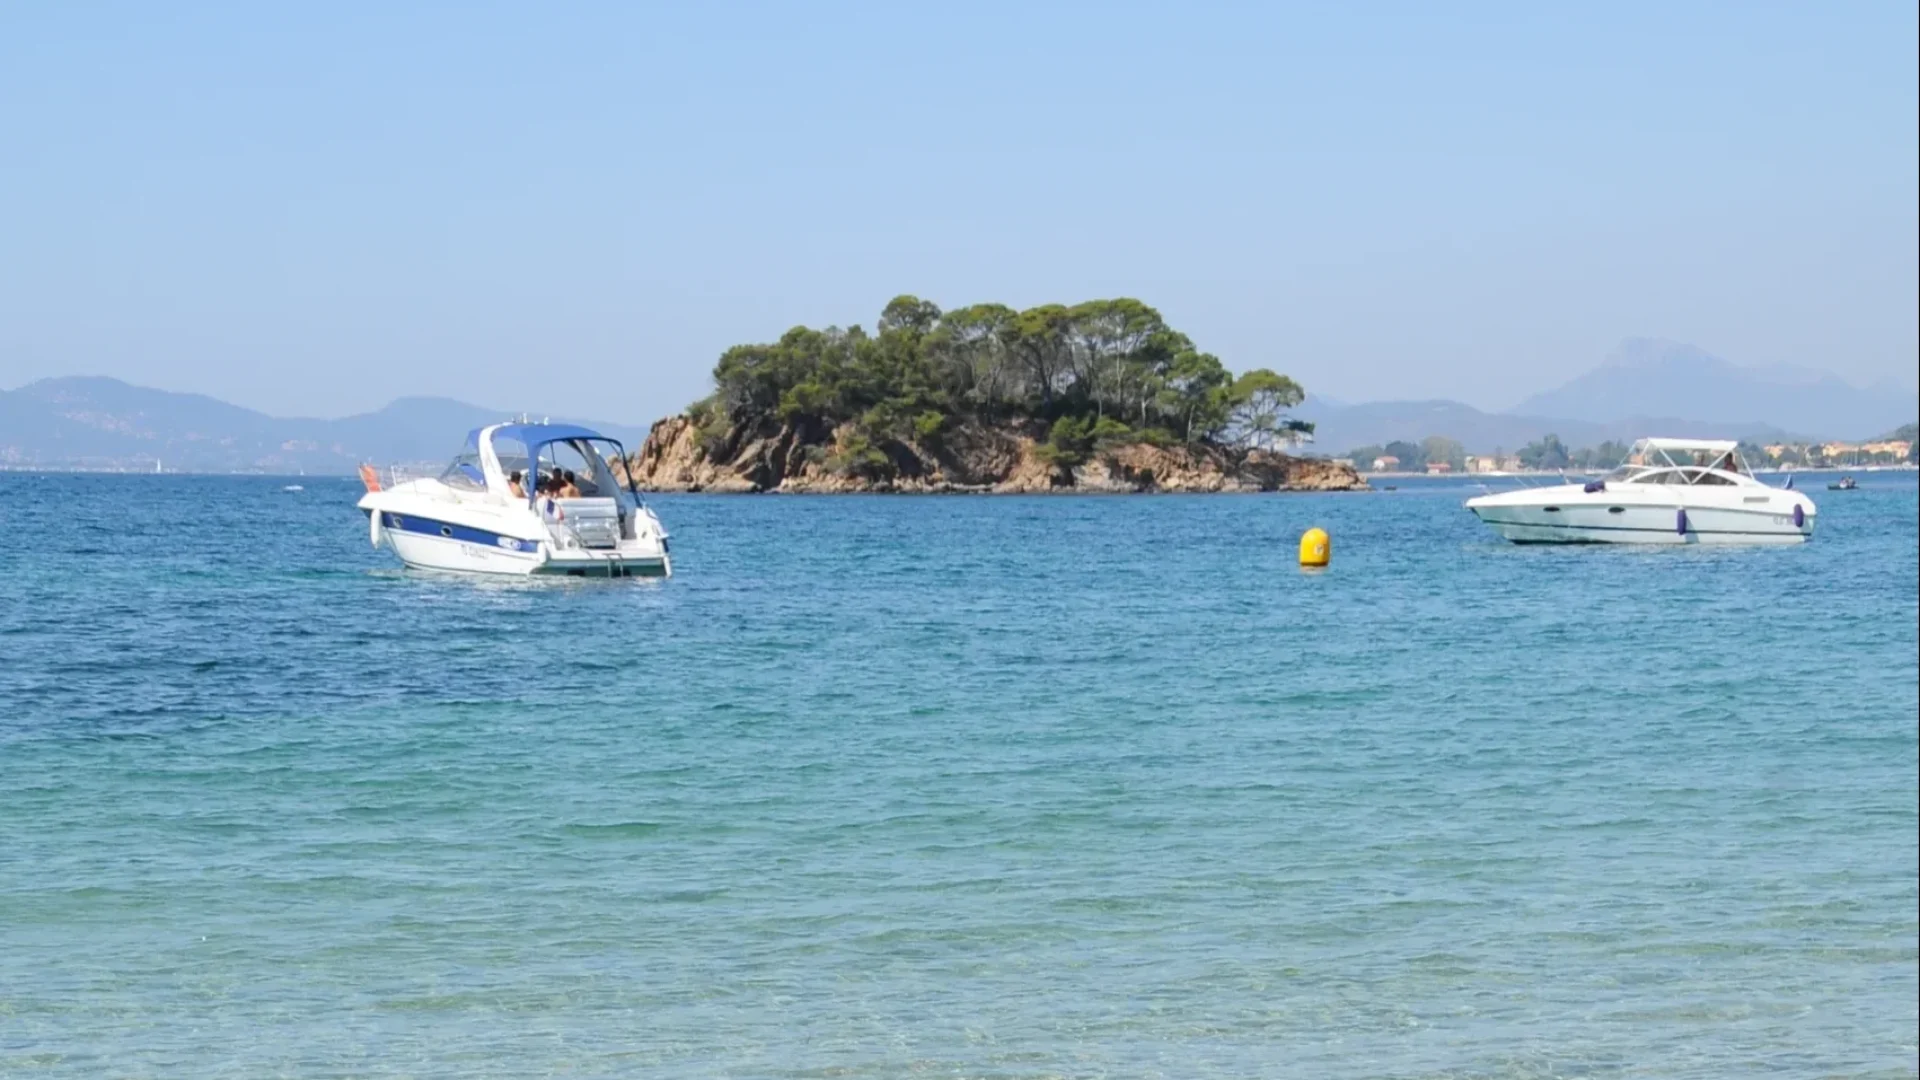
<box><xmin>1465</xmin><ymin>488</ymin><xmax>1815</xmax><ymax>546</ymax></box>
<box><xmin>367</xmin><ymin>508</ymin><xmax>670</xmax><ymax>578</ymax></box>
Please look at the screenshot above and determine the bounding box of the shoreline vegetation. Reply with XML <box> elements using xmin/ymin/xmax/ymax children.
<box><xmin>622</xmin><ymin>296</ymin><xmax>1367</xmax><ymax>494</ymax></box>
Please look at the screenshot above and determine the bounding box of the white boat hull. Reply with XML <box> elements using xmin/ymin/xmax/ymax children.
<box><xmin>365</xmin><ymin>507</ymin><xmax>670</xmax><ymax>578</ymax></box>
<box><xmin>1471</xmin><ymin>503</ymin><xmax>1811</xmax><ymax>544</ymax></box>
<box><xmin>1466</xmin><ymin>485</ymin><xmax>1815</xmax><ymax>546</ymax></box>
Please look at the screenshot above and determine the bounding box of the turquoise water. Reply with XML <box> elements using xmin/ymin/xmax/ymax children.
<box><xmin>2</xmin><ymin>472</ymin><xmax>1915</xmax><ymax>1078</ymax></box>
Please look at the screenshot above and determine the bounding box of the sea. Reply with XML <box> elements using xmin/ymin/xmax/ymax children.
<box><xmin>1</xmin><ymin>471</ymin><xmax>1915</xmax><ymax>1079</ymax></box>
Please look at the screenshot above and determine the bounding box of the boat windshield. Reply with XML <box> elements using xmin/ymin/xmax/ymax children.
<box><xmin>1683</xmin><ymin>468</ymin><xmax>1736</xmax><ymax>485</ymax></box>
<box><xmin>488</xmin><ymin>434</ymin><xmax>531</xmax><ymax>480</ymax></box>
<box><xmin>1609</xmin><ymin>464</ymin><xmax>1743</xmax><ymax>485</ymax></box>
<box><xmin>438</xmin><ymin>452</ymin><xmax>488</xmax><ymax>492</ymax></box>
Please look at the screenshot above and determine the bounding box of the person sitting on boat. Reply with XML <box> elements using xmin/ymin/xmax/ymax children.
<box><xmin>507</xmin><ymin>470</ymin><xmax>526</xmax><ymax>499</ymax></box>
<box><xmin>559</xmin><ymin>470</ymin><xmax>582</xmax><ymax>498</ymax></box>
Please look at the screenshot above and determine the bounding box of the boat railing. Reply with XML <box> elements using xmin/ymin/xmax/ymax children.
<box><xmin>372</xmin><ymin>464</ymin><xmax>465</xmax><ymax>502</ymax></box>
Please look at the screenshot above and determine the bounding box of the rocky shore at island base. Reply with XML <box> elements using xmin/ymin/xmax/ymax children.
<box><xmin>618</xmin><ymin>415</ymin><xmax>1369</xmax><ymax>494</ymax></box>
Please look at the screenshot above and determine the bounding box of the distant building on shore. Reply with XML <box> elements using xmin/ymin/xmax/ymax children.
<box><xmin>1761</xmin><ymin>439</ymin><xmax>1913</xmax><ymax>465</ymax></box>
<box><xmin>1371</xmin><ymin>455</ymin><xmax>1401</xmax><ymax>471</ymax></box>
<box><xmin>1465</xmin><ymin>454</ymin><xmax>1521</xmax><ymax>473</ymax></box>
<box><xmin>1425</xmin><ymin>461</ymin><xmax>1452</xmax><ymax>474</ymax></box>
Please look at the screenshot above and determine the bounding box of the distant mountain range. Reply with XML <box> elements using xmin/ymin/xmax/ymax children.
<box><xmin>3</xmin><ymin>340</ymin><xmax>1914</xmax><ymax>471</ymax></box>
<box><xmin>0</xmin><ymin>377</ymin><xmax>649</xmax><ymax>473</ymax></box>
<box><xmin>1301</xmin><ymin>338</ymin><xmax>1916</xmax><ymax>455</ymax></box>
<box><xmin>1293</xmin><ymin>398</ymin><xmax>1801</xmax><ymax>458</ymax></box>
<box><xmin>1509</xmin><ymin>338</ymin><xmax>1917</xmax><ymax>436</ymax></box>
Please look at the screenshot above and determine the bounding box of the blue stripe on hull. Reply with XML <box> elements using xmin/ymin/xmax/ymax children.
<box><xmin>1473</xmin><ymin>516</ymin><xmax>1804</xmax><ymax>537</ymax></box>
<box><xmin>379</xmin><ymin>511</ymin><xmax>539</xmax><ymax>553</ymax></box>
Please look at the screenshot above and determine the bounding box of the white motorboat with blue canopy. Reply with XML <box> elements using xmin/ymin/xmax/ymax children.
<box><xmin>357</xmin><ymin>421</ymin><xmax>671</xmax><ymax>577</ymax></box>
<box><xmin>1464</xmin><ymin>438</ymin><xmax>1816</xmax><ymax>545</ymax></box>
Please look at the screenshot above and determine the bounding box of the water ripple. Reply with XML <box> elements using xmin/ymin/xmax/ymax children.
<box><xmin>0</xmin><ymin>473</ymin><xmax>1913</xmax><ymax>1078</ymax></box>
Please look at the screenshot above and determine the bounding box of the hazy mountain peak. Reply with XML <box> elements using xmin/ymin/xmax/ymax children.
<box><xmin>18</xmin><ymin>375</ymin><xmax>161</xmax><ymax>403</ymax></box>
<box><xmin>1301</xmin><ymin>339</ymin><xmax>1914</xmax><ymax>452</ymax></box>
<box><xmin>1600</xmin><ymin>338</ymin><xmax>1726</xmax><ymax>370</ymax></box>
<box><xmin>1514</xmin><ymin>339</ymin><xmax>1914</xmax><ymax>439</ymax></box>
<box><xmin>18</xmin><ymin>374</ymin><xmax>130</xmax><ymax>391</ymax></box>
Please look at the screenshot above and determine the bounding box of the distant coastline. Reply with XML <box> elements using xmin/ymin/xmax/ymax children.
<box><xmin>3</xmin><ymin>369</ymin><xmax>1911</xmax><ymax>477</ymax></box>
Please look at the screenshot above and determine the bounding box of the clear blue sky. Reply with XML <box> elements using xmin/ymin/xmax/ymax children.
<box><xmin>2</xmin><ymin>1</ymin><xmax>1914</xmax><ymax>422</ymax></box>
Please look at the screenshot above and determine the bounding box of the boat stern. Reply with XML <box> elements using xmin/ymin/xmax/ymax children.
<box><xmin>536</xmin><ymin>540</ymin><xmax>671</xmax><ymax>578</ymax></box>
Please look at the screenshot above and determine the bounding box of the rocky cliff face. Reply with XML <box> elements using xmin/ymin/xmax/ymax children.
<box><xmin>621</xmin><ymin>415</ymin><xmax>1367</xmax><ymax>494</ymax></box>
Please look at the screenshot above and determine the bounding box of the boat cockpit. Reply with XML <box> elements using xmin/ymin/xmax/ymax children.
<box><xmin>483</xmin><ymin>429</ymin><xmax>626</xmax><ymax>499</ymax></box>
<box><xmin>444</xmin><ymin>424</ymin><xmax>633</xmax><ymax>501</ymax></box>
<box><xmin>439</xmin><ymin>422</ymin><xmax>654</xmax><ymax>551</ymax></box>
<box><xmin>1599</xmin><ymin>439</ymin><xmax>1757</xmax><ymax>487</ymax></box>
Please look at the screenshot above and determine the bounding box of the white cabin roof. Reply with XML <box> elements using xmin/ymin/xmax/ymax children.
<box><xmin>1642</xmin><ymin>437</ymin><xmax>1739</xmax><ymax>453</ymax></box>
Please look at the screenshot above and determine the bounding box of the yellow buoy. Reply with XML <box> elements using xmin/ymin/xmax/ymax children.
<box><xmin>1299</xmin><ymin>527</ymin><xmax>1330</xmax><ymax>567</ymax></box>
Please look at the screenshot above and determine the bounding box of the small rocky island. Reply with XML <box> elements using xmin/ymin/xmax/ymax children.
<box><xmin>622</xmin><ymin>295</ymin><xmax>1367</xmax><ymax>494</ymax></box>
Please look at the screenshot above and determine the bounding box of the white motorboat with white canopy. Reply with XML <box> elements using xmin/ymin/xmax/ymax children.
<box><xmin>1464</xmin><ymin>438</ymin><xmax>1816</xmax><ymax>545</ymax></box>
<box><xmin>357</xmin><ymin>422</ymin><xmax>671</xmax><ymax>576</ymax></box>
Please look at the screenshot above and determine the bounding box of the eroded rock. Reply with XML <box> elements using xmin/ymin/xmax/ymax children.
<box><xmin>624</xmin><ymin>415</ymin><xmax>1369</xmax><ymax>494</ymax></box>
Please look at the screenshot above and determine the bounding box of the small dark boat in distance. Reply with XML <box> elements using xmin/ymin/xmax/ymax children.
<box><xmin>1827</xmin><ymin>477</ymin><xmax>1858</xmax><ymax>491</ymax></box>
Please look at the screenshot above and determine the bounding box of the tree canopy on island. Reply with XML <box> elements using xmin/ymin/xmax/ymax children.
<box><xmin>696</xmin><ymin>296</ymin><xmax>1312</xmax><ymax>455</ymax></box>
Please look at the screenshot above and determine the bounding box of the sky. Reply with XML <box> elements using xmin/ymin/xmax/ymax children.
<box><xmin>1</xmin><ymin>1</ymin><xmax>1915</xmax><ymax>424</ymax></box>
